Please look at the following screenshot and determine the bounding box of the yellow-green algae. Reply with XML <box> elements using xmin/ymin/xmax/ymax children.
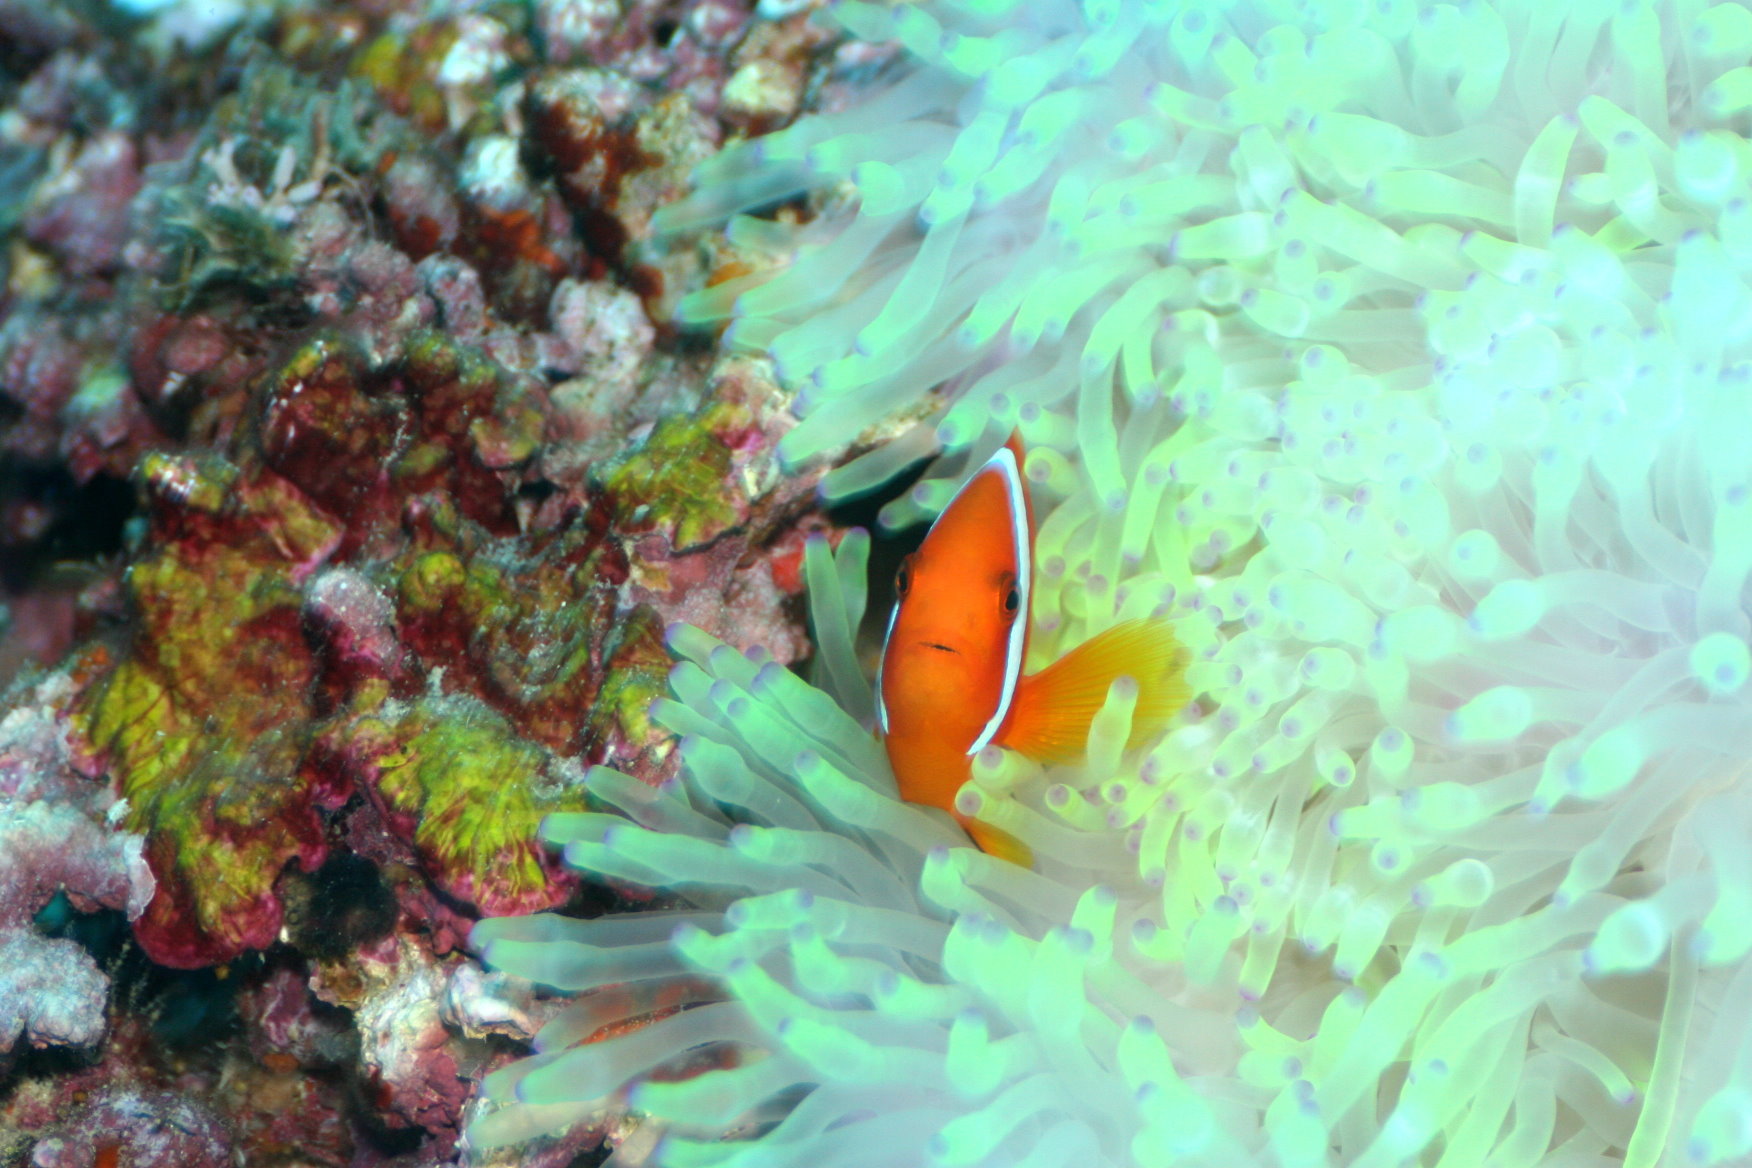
<box><xmin>583</xmin><ymin>604</ymin><xmax>672</xmax><ymax>763</ymax></box>
<box><xmin>72</xmin><ymin>321</ymin><xmax>671</xmax><ymax>962</ymax></box>
<box><xmin>600</xmin><ymin>400</ymin><xmax>750</xmax><ymax>552</ymax></box>
<box><xmin>322</xmin><ymin>694</ymin><xmax>570</xmax><ymax>914</ymax></box>
<box><xmin>75</xmin><ymin>452</ymin><xmax>336</xmax><ymax>967</ymax></box>
<box><xmin>387</xmin><ymin>518</ymin><xmax>620</xmax><ymax>757</ymax></box>
<box><xmin>399</xmin><ymin>331</ymin><xmax>547</xmax><ymax>475</ymax></box>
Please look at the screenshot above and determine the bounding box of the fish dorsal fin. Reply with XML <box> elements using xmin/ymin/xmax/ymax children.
<box><xmin>998</xmin><ymin>618</ymin><xmax>1188</xmax><ymax>764</ymax></box>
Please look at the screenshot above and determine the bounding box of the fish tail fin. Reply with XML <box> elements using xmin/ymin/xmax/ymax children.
<box><xmin>999</xmin><ymin>618</ymin><xmax>1188</xmax><ymax>764</ymax></box>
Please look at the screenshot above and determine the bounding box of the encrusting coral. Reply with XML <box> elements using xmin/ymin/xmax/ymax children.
<box><xmin>474</xmin><ymin>1</ymin><xmax>1752</xmax><ymax>1166</ymax></box>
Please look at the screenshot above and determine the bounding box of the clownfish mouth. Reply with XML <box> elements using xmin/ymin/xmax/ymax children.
<box><xmin>920</xmin><ymin>641</ymin><xmax>959</xmax><ymax>654</ymax></box>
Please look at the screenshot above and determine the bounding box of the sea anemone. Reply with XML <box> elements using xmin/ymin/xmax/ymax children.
<box><xmin>471</xmin><ymin>1</ymin><xmax>1752</xmax><ymax>1165</ymax></box>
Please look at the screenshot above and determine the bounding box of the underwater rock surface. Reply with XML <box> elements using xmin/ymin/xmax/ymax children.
<box><xmin>0</xmin><ymin>0</ymin><xmax>831</xmax><ymax>1161</ymax></box>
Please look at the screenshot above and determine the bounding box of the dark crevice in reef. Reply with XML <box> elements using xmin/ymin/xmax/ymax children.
<box><xmin>280</xmin><ymin>852</ymin><xmax>398</xmax><ymax>962</ymax></box>
<box><xmin>566</xmin><ymin>1139</ymin><xmax>616</xmax><ymax>1167</ymax></box>
<box><xmin>0</xmin><ymin>463</ymin><xmax>136</xmax><ymax>592</ymax></box>
<box><xmin>35</xmin><ymin>895</ymin><xmax>247</xmax><ymax>1058</ymax></box>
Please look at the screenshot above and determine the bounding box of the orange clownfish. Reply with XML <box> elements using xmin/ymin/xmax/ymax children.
<box><xmin>877</xmin><ymin>434</ymin><xmax>1188</xmax><ymax>866</ymax></box>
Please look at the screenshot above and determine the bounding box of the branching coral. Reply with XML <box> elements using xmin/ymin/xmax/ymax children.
<box><xmin>475</xmin><ymin>1</ymin><xmax>1752</xmax><ymax>1166</ymax></box>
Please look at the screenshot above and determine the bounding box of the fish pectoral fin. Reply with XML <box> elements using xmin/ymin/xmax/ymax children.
<box><xmin>959</xmin><ymin>815</ymin><xmax>1036</xmax><ymax>868</ymax></box>
<box><xmin>997</xmin><ymin>618</ymin><xmax>1189</xmax><ymax>764</ymax></box>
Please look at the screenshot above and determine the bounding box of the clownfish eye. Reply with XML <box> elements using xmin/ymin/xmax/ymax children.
<box><xmin>999</xmin><ymin>573</ymin><xmax>1020</xmax><ymax>618</ymax></box>
<box><xmin>896</xmin><ymin>556</ymin><xmax>914</xmax><ymax>598</ymax></box>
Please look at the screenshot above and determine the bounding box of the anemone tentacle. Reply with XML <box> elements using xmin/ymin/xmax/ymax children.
<box><xmin>473</xmin><ymin>2</ymin><xmax>1752</xmax><ymax>1164</ymax></box>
